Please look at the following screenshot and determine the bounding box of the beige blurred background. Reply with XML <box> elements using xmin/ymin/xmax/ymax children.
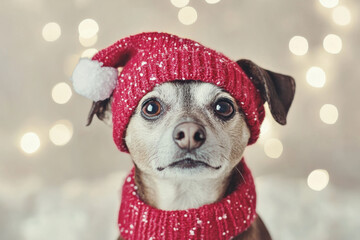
<box><xmin>1</xmin><ymin>0</ymin><xmax>359</xmax><ymax>239</ymax></box>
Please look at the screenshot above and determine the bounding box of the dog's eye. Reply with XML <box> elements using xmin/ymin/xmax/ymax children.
<box><xmin>142</xmin><ymin>99</ymin><xmax>162</xmax><ymax>118</ymax></box>
<box><xmin>214</xmin><ymin>99</ymin><xmax>234</xmax><ymax>119</ymax></box>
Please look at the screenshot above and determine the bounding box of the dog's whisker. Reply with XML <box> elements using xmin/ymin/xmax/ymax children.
<box><xmin>235</xmin><ymin>165</ymin><xmax>246</xmax><ymax>184</ymax></box>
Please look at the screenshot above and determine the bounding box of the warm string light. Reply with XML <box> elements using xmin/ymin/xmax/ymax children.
<box><xmin>320</xmin><ymin>104</ymin><xmax>338</xmax><ymax>124</ymax></box>
<box><xmin>323</xmin><ymin>34</ymin><xmax>342</xmax><ymax>54</ymax></box>
<box><xmin>51</xmin><ymin>82</ymin><xmax>72</xmax><ymax>104</ymax></box>
<box><xmin>285</xmin><ymin>3</ymin><xmax>342</xmax><ymax>191</ymax></box>
<box><xmin>306</xmin><ymin>67</ymin><xmax>326</xmax><ymax>88</ymax></box>
<box><xmin>264</xmin><ymin>138</ymin><xmax>283</xmax><ymax>159</ymax></box>
<box><xmin>178</xmin><ymin>6</ymin><xmax>198</xmax><ymax>25</ymax></box>
<box><xmin>42</xmin><ymin>22</ymin><xmax>61</xmax><ymax>42</ymax></box>
<box><xmin>332</xmin><ymin>6</ymin><xmax>351</xmax><ymax>26</ymax></box>
<box><xmin>289</xmin><ymin>36</ymin><xmax>308</xmax><ymax>56</ymax></box>
<box><xmin>78</xmin><ymin>18</ymin><xmax>99</xmax><ymax>39</ymax></box>
<box><xmin>20</xmin><ymin>132</ymin><xmax>41</xmax><ymax>154</ymax></box>
<box><xmin>289</xmin><ymin>3</ymin><xmax>346</xmax><ymax>137</ymax></box>
<box><xmin>19</xmin><ymin>120</ymin><xmax>74</xmax><ymax>155</ymax></box>
<box><xmin>307</xmin><ymin>169</ymin><xmax>330</xmax><ymax>191</ymax></box>
<box><xmin>33</xmin><ymin>21</ymin><xmax>77</xmax><ymax>155</ymax></box>
<box><xmin>49</xmin><ymin>120</ymin><xmax>73</xmax><ymax>146</ymax></box>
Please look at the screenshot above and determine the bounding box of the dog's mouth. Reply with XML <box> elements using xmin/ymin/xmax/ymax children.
<box><xmin>157</xmin><ymin>158</ymin><xmax>221</xmax><ymax>171</ymax></box>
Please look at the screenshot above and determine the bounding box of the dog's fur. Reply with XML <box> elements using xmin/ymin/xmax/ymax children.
<box><xmin>88</xmin><ymin>60</ymin><xmax>295</xmax><ymax>240</ymax></box>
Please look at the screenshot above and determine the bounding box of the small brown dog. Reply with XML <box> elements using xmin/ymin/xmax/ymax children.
<box><xmin>72</xmin><ymin>33</ymin><xmax>295</xmax><ymax>240</ymax></box>
<box><xmin>87</xmin><ymin>60</ymin><xmax>295</xmax><ymax>240</ymax></box>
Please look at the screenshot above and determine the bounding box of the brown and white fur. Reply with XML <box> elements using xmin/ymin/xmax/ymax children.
<box><xmin>88</xmin><ymin>60</ymin><xmax>295</xmax><ymax>240</ymax></box>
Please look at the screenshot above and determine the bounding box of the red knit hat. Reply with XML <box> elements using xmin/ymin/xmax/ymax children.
<box><xmin>71</xmin><ymin>32</ymin><xmax>265</xmax><ymax>152</ymax></box>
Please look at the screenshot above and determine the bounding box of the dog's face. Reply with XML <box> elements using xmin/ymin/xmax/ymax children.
<box><xmin>87</xmin><ymin>59</ymin><xmax>295</xmax><ymax>182</ymax></box>
<box><xmin>125</xmin><ymin>81</ymin><xmax>250</xmax><ymax>180</ymax></box>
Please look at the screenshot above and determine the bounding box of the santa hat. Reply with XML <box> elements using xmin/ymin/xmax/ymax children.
<box><xmin>71</xmin><ymin>32</ymin><xmax>265</xmax><ymax>152</ymax></box>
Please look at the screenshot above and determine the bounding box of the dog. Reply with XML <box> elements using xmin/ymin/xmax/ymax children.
<box><xmin>85</xmin><ymin>59</ymin><xmax>295</xmax><ymax>240</ymax></box>
<box><xmin>71</xmin><ymin>32</ymin><xmax>295</xmax><ymax>239</ymax></box>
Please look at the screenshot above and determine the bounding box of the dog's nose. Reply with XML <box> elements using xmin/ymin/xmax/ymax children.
<box><xmin>173</xmin><ymin>122</ymin><xmax>206</xmax><ymax>151</ymax></box>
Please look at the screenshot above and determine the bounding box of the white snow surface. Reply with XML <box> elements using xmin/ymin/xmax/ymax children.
<box><xmin>1</xmin><ymin>173</ymin><xmax>359</xmax><ymax>240</ymax></box>
<box><xmin>256</xmin><ymin>176</ymin><xmax>360</xmax><ymax>240</ymax></box>
<box><xmin>71</xmin><ymin>58</ymin><xmax>118</xmax><ymax>101</ymax></box>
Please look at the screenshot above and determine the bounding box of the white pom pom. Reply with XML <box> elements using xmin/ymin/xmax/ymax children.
<box><xmin>71</xmin><ymin>58</ymin><xmax>118</xmax><ymax>101</ymax></box>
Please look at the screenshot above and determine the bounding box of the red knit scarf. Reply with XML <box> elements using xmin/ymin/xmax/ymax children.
<box><xmin>118</xmin><ymin>159</ymin><xmax>257</xmax><ymax>240</ymax></box>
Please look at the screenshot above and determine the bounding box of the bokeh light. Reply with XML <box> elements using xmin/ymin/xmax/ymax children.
<box><xmin>332</xmin><ymin>6</ymin><xmax>351</xmax><ymax>26</ymax></box>
<box><xmin>320</xmin><ymin>104</ymin><xmax>338</xmax><ymax>124</ymax></box>
<box><xmin>20</xmin><ymin>132</ymin><xmax>41</xmax><ymax>154</ymax></box>
<box><xmin>264</xmin><ymin>138</ymin><xmax>283</xmax><ymax>159</ymax></box>
<box><xmin>323</xmin><ymin>34</ymin><xmax>342</xmax><ymax>54</ymax></box>
<box><xmin>52</xmin><ymin>82</ymin><xmax>72</xmax><ymax>104</ymax></box>
<box><xmin>319</xmin><ymin>0</ymin><xmax>339</xmax><ymax>8</ymax></box>
<box><xmin>170</xmin><ymin>0</ymin><xmax>189</xmax><ymax>8</ymax></box>
<box><xmin>307</xmin><ymin>169</ymin><xmax>330</xmax><ymax>191</ymax></box>
<box><xmin>49</xmin><ymin>120</ymin><xmax>73</xmax><ymax>146</ymax></box>
<box><xmin>289</xmin><ymin>36</ymin><xmax>308</xmax><ymax>56</ymax></box>
<box><xmin>42</xmin><ymin>22</ymin><xmax>61</xmax><ymax>42</ymax></box>
<box><xmin>178</xmin><ymin>6</ymin><xmax>198</xmax><ymax>25</ymax></box>
<box><xmin>79</xmin><ymin>34</ymin><xmax>98</xmax><ymax>47</ymax></box>
<box><xmin>81</xmin><ymin>48</ymin><xmax>98</xmax><ymax>58</ymax></box>
<box><xmin>78</xmin><ymin>18</ymin><xmax>99</xmax><ymax>39</ymax></box>
<box><xmin>205</xmin><ymin>0</ymin><xmax>222</xmax><ymax>4</ymax></box>
<box><xmin>306</xmin><ymin>67</ymin><xmax>326</xmax><ymax>88</ymax></box>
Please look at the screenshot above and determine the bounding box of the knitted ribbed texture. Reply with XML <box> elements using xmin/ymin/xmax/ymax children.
<box><xmin>118</xmin><ymin>158</ymin><xmax>256</xmax><ymax>240</ymax></box>
<box><xmin>91</xmin><ymin>32</ymin><xmax>265</xmax><ymax>152</ymax></box>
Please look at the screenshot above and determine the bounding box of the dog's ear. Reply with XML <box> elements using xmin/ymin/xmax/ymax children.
<box><xmin>236</xmin><ymin>59</ymin><xmax>295</xmax><ymax>125</ymax></box>
<box><xmin>87</xmin><ymin>97</ymin><xmax>113</xmax><ymax>127</ymax></box>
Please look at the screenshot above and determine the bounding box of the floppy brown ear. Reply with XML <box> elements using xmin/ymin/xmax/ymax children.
<box><xmin>87</xmin><ymin>97</ymin><xmax>112</xmax><ymax>126</ymax></box>
<box><xmin>236</xmin><ymin>59</ymin><xmax>295</xmax><ymax>125</ymax></box>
